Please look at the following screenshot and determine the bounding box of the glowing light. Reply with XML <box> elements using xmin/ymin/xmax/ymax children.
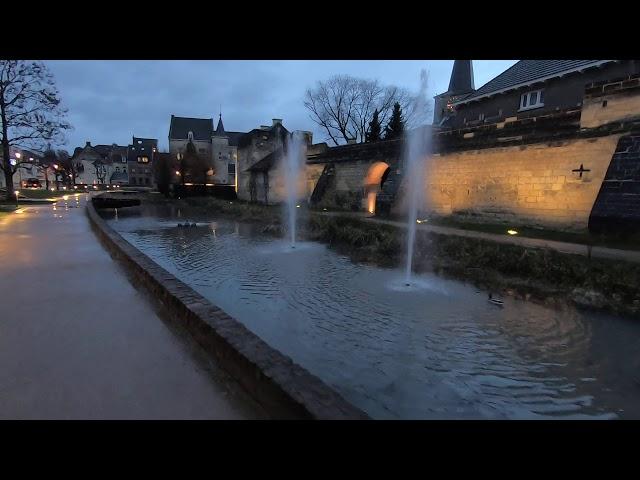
<box><xmin>53</xmin><ymin>164</ymin><xmax>58</xmax><ymax>169</ymax></box>
<box><xmin>50</xmin><ymin>187</ymin><xmax>55</xmax><ymax>191</ymax></box>
<box><xmin>14</xmin><ymin>208</ymin><xmax>25</xmax><ymax>214</ymax></box>
<box><xmin>15</xmin><ymin>152</ymin><xmax>21</xmax><ymax>159</ymax></box>
<box><xmin>74</xmin><ymin>186</ymin><xmax>78</xmax><ymax>189</ymax></box>
<box><xmin>175</xmin><ymin>171</ymin><xmax>181</xmax><ymax>175</ymax></box>
<box><xmin>62</xmin><ymin>195</ymin><xmax>69</xmax><ymax>201</ymax></box>
<box><xmin>62</xmin><ymin>186</ymin><xmax>67</xmax><ymax>190</ymax></box>
<box><xmin>507</xmin><ymin>229</ymin><xmax>518</xmax><ymax>235</ymax></box>
<box><xmin>323</xmin><ymin>208</ymin><xmax>327</xmax><ymax>211</ymax></box>
<box><xmin>93</xmin><ymin>185</ymin><xmax>98</xmax><ymax>189</ymax></box>
<box><xmin>296</xmin><ymin>205</ymin><xmax>301</xmax><ymax>208</ymax></box>
<box><xmin>416</xmin><ymin>219</ymin><xmax>428</xmax><ymax>224</ymax></box>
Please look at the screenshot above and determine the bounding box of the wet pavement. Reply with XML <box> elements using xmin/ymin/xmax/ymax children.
<box><xmin>0</xmin><ymin>196</ymin><xmax>263</xmax><ymax>419</ymax></box>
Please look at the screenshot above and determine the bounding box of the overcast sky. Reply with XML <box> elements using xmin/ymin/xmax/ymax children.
<box><xmin>45</xmin><ymin>60</ymin><xmax>517</xmax><ymax>151</ymax></box>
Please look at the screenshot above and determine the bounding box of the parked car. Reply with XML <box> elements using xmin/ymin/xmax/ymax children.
<box><xmin>23</xmin><ymin>178</ymin><xmax>42</xmax><ymax>189</ymax></box>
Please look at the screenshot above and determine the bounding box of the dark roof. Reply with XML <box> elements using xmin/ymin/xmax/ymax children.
<box><xmin>110</xmin><ymin>171</ymin><xmax>129</xmax><ymax>182</ymax></box>
<box><xmin>169</xmin><ymin>116</ymin><xmax>213</xmax><ymax>140</ymax></box>
<box><xmin>128</xmin><ymin>137</ymin><xmax>157</xmax><ymax>162</ymax></box>
<box><xmin>454</xmin><ymin>60</ymin><xmax>616</xmax><ymax>105</ymax></box>
<box><xmin>247</xmin><ymin>149</ymin><xmax>280</xmax><ymax>172</ymax></box>
<box><xmin>448</xmin><ymin>60</ymin><xmax>475</xmax><ymax>95</ymax></box>
<box><xmin>215</xmin><ymin>114</ymin><xmax>225</xmax><ymax>134</ymax></box>
<box><xmin>238</xmin><ymin>123</ymin><xmax>289</xmax><ymax>148</ymax></box>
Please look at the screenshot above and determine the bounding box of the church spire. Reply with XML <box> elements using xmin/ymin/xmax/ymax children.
<box><xmin>448</xmin><ymin>60</ymin><xmax>475</xmax><ymax>95</ymax></box>
<box><xmin>215</xmin><ymin>112</ymin><xmax>225</xmax><ymax>135</ymax></box>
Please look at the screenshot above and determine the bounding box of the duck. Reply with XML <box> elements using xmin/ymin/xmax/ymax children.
<box><xmin>488</xmin><ymin>293</ymin><xmax>504</xmax><ymax>306</ymax></box>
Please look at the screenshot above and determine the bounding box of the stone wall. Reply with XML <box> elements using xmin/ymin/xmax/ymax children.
<box><xmin>581</xmin><ymin>74</ymin><xmax>640</xmax><ymax>129</ymax></box>
<box><xmin>86</xmin><ymin>197</ymin><xmax>369</xmax><ymax>420</ymax></box>
<box><xmin>422</xmin><ymin>135</ymin><xmax>622</xmax><ymax>230</ymax></box>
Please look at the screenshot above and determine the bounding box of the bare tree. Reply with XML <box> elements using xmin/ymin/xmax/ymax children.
<box><xmin>304</xmin><ymin>74</ymin><xmax>431</xmax><ymax>145</ymax></box>
<box><xmin>0</xmin><ymin>61</ymin><xmax>71</xmax><ymax>200</ymax></box>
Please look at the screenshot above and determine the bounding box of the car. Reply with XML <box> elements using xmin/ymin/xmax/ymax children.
<box><xmin>23</xmin><ymin>178</ymin><xmax>42</xmax><ymax>189</ymax></box>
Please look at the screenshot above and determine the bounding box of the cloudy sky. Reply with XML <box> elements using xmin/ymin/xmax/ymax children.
<box><xmin>45</xmin><ymin>60</ymin><xmax>517</xmax><ymax>151</ymax></box>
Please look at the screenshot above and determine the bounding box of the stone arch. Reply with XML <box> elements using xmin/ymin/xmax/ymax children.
<box><xmin>363</xmin><ymin>161</ymin><xmax>391</xmax><ymax>214</ymax></box>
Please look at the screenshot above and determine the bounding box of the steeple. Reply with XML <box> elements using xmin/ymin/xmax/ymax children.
<box><xmin>215</xmin><ymin>113</ymin><xmax>225</xmax><ymax>135</ymax></box>
<box><xmin>448</xmin><ymin>60</ymin><xmax>475</xmax><ymax>95</ymax></box>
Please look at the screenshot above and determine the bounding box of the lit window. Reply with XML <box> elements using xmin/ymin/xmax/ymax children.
<box><xmin>520</xmin><ymin>89</ymin><xmax>544</xmax><ymax>111</ymax></box>
<box><xmin>137</xmin><ymin>156</ymin><xmax>149</xmax><ymax>164</ymax></box>
<box><xmin>137</xmin><ymin>140</ymin><xmax>142</xmax><ymax>144</ymax></box>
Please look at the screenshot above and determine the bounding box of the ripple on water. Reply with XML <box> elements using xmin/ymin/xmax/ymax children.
<box><xmin>106</xmin><ymin>209</ymin><xmax>640</xmax><ymax>420</ymax></box>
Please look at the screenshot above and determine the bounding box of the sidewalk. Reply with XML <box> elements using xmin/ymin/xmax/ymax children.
<box><xmin>0</xmin><ymin>197</ymin><xmax>262</xmax><ymax>419</ymax></box>
<box><xmin>315</xmin><ymin>211</ymin><xmax>640</xmax><ymax>264</ymax></box>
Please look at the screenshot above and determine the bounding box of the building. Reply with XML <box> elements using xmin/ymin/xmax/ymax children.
<box><xmin>70</xmin><ymin>142</ymin><xmax>128</xmax><ymax>186</ymax></box>
<box><xmin>309</xmin><ymin>65</ymin><xmax>640</xmax><ymax>232</ymax></box>
<box><xmin>168</xmin><ymin>114</ymin><xmax>242</xmax><ymax>187</ymax></box>
<box><xmin>0</xmin><ymin>147</ymin><xmax>47</xmax><ymax>190</ymax></box>
<box><xmin>127</xmin><ymin>136</ymin><xmax>158</xmax><ymax>187</ymax></box>
<box><xmin>435</xmin><ymin>60</ymin><xmax>640</xmax><ymax>129</ymax></box>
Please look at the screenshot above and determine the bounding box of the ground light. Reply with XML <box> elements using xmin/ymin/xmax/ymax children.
<box><xmin>507</xmin><ymin>229</ymin><xmax>518</xmax><ymax>235</ymax></box>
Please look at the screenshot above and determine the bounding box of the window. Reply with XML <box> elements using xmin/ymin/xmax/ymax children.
<box><xmin>131</xmin><ymin>168</ymin><xmax>136</xmax><ymax>173</ymax></box>
<box><xmin>188</xmin><ymin>131</ymin><xmax>194</xmax><ymax>140</ymax></box>
<box><xmin>228</xmin><ymin>163</ymin><xmax>236</xmax><ymax>175</ymax></box>
<box><xmin>137</xmin><ymin>140</ymin><xmax>142</xmax><ymax>144</ymax></box>
<box><xmin>145</xmin><ymin>177</ymin><xmax>149</xmax><ymax>185</ymax></box>
<box><xmin>520</xmin><ymin>89</ymin><xmax>544</xmax><ymax>111</ymax></box>
<box><xmin>115</xmin><ymin>166</ymin><xmax>120</xmax><ymax>173</ymax></box>
<box><xmin>137</xmin><ymin>156</ymin><xmax>149</xmax><ymax>164</ymax></box>
<box><xmin>199</xmin><ymin>148</ymin><xmax>206</xmax><ymax>154</ymax></box>
<box><xmin>479</xmin><ymin>113</ymin><xmax>485</xmax><ymax>121</ymax></box>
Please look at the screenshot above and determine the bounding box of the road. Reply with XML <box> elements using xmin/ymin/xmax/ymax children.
<box><xmin>0</xmin><ymin>195</ymin><xmax>263</xmax><ymax>419</ymax></box>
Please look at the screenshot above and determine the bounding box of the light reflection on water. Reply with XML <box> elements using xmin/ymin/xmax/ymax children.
<box><xmin>104</xmin><ymin>205</ymin><xmax>640</xmax><ymax>419</ymax></box>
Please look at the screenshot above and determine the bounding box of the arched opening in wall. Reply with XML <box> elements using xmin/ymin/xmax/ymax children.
<box><xmin>363</xmin><ymin>161</ymin><xmax>390</xmax><ymax>214</ymax></box>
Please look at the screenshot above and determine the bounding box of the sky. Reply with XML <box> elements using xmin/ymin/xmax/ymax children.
<box><xmin>45</xmin><ymin>60</ymin><xmax>518</xmax><ymax>151</ymax></box>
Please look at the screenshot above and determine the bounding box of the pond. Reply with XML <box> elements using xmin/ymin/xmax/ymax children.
<box><xmin>102</xmin><ymin>204</ymin><xmax>640</xmax><ymax>419</ymax></box>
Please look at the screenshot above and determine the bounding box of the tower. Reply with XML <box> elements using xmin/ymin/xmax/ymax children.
<box><xmin>433</xmin><ymin>60</ymin><xmax>475</xmax><ymax>126</ymax></box>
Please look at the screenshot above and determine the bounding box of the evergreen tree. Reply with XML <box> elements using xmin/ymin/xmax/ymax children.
<box><xmin>366</xmin><ymin>109</ymin><xmax>382</xmax><ymax>143</ymax></box>
<box><xmin>384</xmin><ymin>102</ymin><xmax>405</xmax><ymax>140</ymax></box>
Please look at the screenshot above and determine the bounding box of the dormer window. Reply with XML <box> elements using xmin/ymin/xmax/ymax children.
<box><xmin>137</xmin><ymin>140</ymin><xmax>142</xmax><ymax>144</ymax></box>
<box><xmin>188</xmin><ymin>131</ymin><xmax>194</xmax><ymax>140</ymax></box>
<box><xmin>520</xmin><ymin>89</ymin><xmax>544</xmax><ymax>111</ymax></box>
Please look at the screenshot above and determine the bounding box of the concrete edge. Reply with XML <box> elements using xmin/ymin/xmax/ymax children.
<box><xmin>85</xmin><ymin>199</ymin><xmax>370</xmax><ymax>420</ymax></box>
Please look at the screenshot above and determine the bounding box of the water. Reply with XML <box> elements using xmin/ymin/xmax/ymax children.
<box><xmin>282</xmin><ymin>131</ymin><xmax>306</xmax><ymax>247</ymax></box>
<box><xmin>404</xmin><ymin>71</ymin><xmax>431</xmax><ymax>284</ymax></box>
<box><xmin>104</xmin><ymin>205</ymin><xmax>640</xmax><ymax>419</ymax></box>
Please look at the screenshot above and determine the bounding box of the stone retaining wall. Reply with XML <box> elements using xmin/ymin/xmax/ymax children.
<box><xmin>86</xmin><ymin>199</ymin><xmax>369</xmax><ymax>420</ymax></box>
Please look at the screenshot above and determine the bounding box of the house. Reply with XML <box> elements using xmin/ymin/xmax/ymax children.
<box><xmin>435</xmin><ymin>60</ymin><xmax>640</xmax><ymax>129</ymax></box>
<box><xmin>0</xmin><ymin>147</ymin><xmax>48</xmax><ymax>190</ymax></box>
<box><xmin>71</xmin><ymin>142</ymin><xmax>129</xmax><ymax>186</ymax></box>
<box><xmin>238</xmin><ymin>124</ymin><xmax>324</xmax><ymax>205</ymax></box>
<box><xmin>127</xmin><ymin>136</ymin><xmax>158</xmax><ymax>187</ymax></box>
<box><xmin>168</xmin><ymin>114</ymin><xmax>242</xmax><ymax>187</ymax></box>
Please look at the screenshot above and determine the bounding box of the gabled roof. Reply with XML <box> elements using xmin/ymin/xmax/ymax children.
<box><xmin>453</xmin><ymin>60</ymin><xmax>616</xmax><ymax>105</ymax></box>
<box><xmin>169</xmin><ymin>115</ymin><xmax>213</xmax><ymax>141</ymax></box>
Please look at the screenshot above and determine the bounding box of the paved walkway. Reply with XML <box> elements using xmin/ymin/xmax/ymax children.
<box><xmin>315</xmin><ymin>211</ymin><xmax>640</xmax><ymax>264</ymax></box>
<box><xmin>0</xmin><ymin>197</ymin><xmax>262</xmax><ymax>419</ymax></box>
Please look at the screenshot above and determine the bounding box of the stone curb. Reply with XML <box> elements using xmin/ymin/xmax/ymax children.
<box><xmin>86</xmin><ymin>199</ymin><xmax>370</xmax><ymax>420</ymax></box>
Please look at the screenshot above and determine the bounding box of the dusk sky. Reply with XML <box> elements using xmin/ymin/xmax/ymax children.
<box><xmin>45</xmin><ymin>60</ymin><xmax>518</xmax><ymax>151</ymax></box>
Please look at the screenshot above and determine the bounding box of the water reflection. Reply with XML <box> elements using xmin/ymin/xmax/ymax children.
<box><xmin>103</xmin><ymin>205</ymin><xmax>640</xmax><ymax>419</ymax></box>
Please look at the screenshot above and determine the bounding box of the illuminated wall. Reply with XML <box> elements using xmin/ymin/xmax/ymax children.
<box><xmin>418</xmin><ymin>135</ymin><xmax>622</xmax><ymax>230</ymax></box>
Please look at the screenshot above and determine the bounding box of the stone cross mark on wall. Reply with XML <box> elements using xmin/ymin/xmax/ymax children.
<box><xmin>572</xmin><ymin>163</ymin><xmax>591</xmax><ymax>178</ymax></box>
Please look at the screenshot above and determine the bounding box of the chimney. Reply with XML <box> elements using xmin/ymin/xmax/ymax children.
<box><xmin>272</xmin><ymin>118</ymin><xmax>283</xmax><ymax>127</ymax></box>
<box><xmin>85</xmin><ymin>141</ymin><xmax>91</xmax><ymax>147</ymax></box>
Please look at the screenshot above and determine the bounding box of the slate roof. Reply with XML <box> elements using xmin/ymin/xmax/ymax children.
<box><xmin>448</xmin><ymin>60</ymin><xmax>475</xmax><ymax>95</ymax></box>
<box><xmin>238</xmin><ymin>124</ymin><xmax>289</xmax><ymax>149</ymax></box>
<box><xmin>453</xmin><ymin>60</ymin><xmax>616</xmax><ymax>105</ymax></box>
<box><xmin>110</xmin><ymin>171</ymin><xmax>129</xmax><ymax>183</ymax></box>
<box><xmin>169</xmin><ymin>116</ymin><xmax>214</xmax><ymax>140</ymax></box>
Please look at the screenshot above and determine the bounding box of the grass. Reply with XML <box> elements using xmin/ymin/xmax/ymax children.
<box><xmin>400</xmin><ymin>215</ymin><xmax>640</xmax><ymax>252</ymax></box>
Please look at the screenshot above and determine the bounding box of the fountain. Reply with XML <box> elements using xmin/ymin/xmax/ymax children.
<box><xmin>404</xmin><ymin>70</ymin><xmax>431</xmax><ymax>286</ymax></box>
<box><xmin>283</xmin><ymin>130</ymin><xmax>306</xmax><ymax>249</ymax></box>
